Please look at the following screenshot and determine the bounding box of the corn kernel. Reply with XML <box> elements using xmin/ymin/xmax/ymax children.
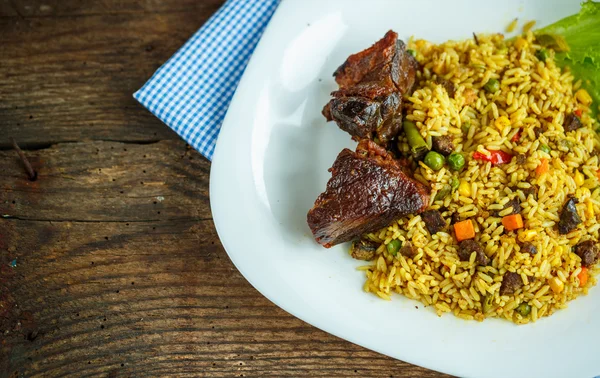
<box><xmin>574</xmin><ymin>170</ymin><xmax>585</xmax><ymax>186</ymax></box>
<box><xmin>514</xmin><ymin>37</ymin><xmax>528</xmax><ymax>50</ymax></box>
<box><xmin>575</xmin><ymin>89</ymin><xmax>592</xmax><ymax>106</ymax></box>
<box><xmin>519</xmin><ymin>229</ymin><xmax>537</xmax><ymax>242</ymax></box>
<box><xmin>495</xmin><ymin>116</ymin><xmax>511</xmax><ymax>130</ymax></box>
<box><xmin>587</xmin><ymin>201</ymin><xmax>594</xmax><ymax>218</ymax></box>
<box><xmin>459</xmin><ymin>180</ymin><xmax>472</xmax><ymax>197</ymax></box>
<box><xmin>549</xmin><ymin>277</ymin><xmax>564</xmax><ymax>294</ymax></box>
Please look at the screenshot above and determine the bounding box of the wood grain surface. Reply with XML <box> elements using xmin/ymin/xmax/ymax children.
<box><xmin>0</xmin><ymin>1</ymin><xmax>450</xmax><ymax>377</ymax></box>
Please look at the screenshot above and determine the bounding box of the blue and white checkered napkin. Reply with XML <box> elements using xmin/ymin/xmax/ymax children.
<box><xmin>134</xmin><ymin>0</ymin><xmax>281</xmax><ymax>160</ymax></box>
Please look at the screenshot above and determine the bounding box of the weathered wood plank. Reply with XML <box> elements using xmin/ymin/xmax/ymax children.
<box><xmin>0</xmin><ymin>141</ymin><xmax>449</xmax><ymax>377</ymax></box>
<box><xmin>1</xmin><ymin>0</ymin><xmax>222</xmax><ymax>17</ymax></box>
<box><xmin>0</xmin><ymin>2</ymin><xmax>223</xmax><ymax>149</ymax></box>
<box><xmin>0</xmin><ymin>140</ymin><xmax>210</xmax><ymax>222</ymax></box>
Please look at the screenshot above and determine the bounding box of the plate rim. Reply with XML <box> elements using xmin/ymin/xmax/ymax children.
<box><xmin>209</xmin><ymin>1</ymin><xmax>596</xmax><ymax>377</ymax></box>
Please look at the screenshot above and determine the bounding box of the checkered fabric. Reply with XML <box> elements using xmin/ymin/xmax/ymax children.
<box><xmin>134</xmin><ymin>0</ymin><xmax>281</xmax><ymax>160</ymax></box>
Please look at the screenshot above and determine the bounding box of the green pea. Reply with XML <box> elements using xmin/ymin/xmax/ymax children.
<box><xmin>424</xmin><ymin>151</ymin><xmax>445</xmax><ymax>171</ymax></box>
<box><xmin>539</xmin><ymin>144</ymin><xmax>551</xmax><ymax>154</ymax></box>
<box><xmin>515</xmin><ymin>302</ymin><xmax>532</xmax><ymax>316</ymax></box>
<box><xmin>483</xmin><ymin>79</ymin><xmax>500</xmax><ymax>93</ymax></box>
<box><xmin>450</xmin><ymin>177</ymin><xmax>460</xmax><ymax>191</ymax></box>
<box><xmin>447</xmin><ymin>152</ymin><xmax>465</xmax><ymax>171</ymax></box>
<box><xmin>386</xmin><ymin>239</ymin><xmax>402</xmax><ymax>256</ymax></box>
<box><xmin>407</xmin><ymin>49</ymin><xmax>416</xmax><ymax>57</ymax></box>
<box><xmin>536</xmin><ymin>48</ymin><xmax>549</xmax><ymax>62</ymax></box>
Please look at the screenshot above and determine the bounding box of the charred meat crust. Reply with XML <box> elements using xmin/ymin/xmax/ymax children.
<box><xmin>323</xmin><ymin>30</ymin><xmax>418</xmax><ymax>144</ymax></box>
<box><xmin>307</xmin><ymin>140</ymin><xmax>430</xmax><ymax>248</ymax></box>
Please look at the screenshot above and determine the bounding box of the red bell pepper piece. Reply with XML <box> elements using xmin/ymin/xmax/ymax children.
<box><xmin>511</xmin><ymin>131</ymin><xmax>521</xmax><ymax>142</ymax></box>
<box><xmin>574</xmin><ymin>108</ymin><xmax>583</xmax><ymax>117</ymax></box>
<box><xmin>473</xmin><ymin>150</ymin><xmax>513</xmax><ymax>165</ymax></box>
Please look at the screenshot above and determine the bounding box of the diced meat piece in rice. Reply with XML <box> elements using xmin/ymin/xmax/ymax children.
<box><xmin>436</xmin><ymin>77</ymin><xmax>456</xmax><ymax>98</ymax></box>
<box><xmin>457</xmin><ymin>239</ymin><xmax>489</xmax><ymax>266</ymax></box>
<box><xmin>558</xmin><ymin>196</ymin><xmax>582</xmax><ymax>235</ymax></box>
<box><xmin>574</xmin><ymin>240</ymin><xmax>600</xmax><ymax>267</ymax></box>
<box><xmin>492</xmin><ymin>197</ymin><xmax>521</xmax><ymax>217</ymax></box>
<box><xmin>500</xmin><ymin>272</ymin><xmax>524</xmax><ymax>295</ymax></box>
<box><xmin>350</xmin><ymin>239</ymin><xmax>379</xmax><ymax>261</ymax></box>
<box><xmin>432</xmin><ymin>136</ymin><xmax>455</xmax><ymax>156</ymax></box>
<box><xmin>421</xmin><ymin>209</ymin><xmax>446</xmax><ymax>234</ymax></box>
<box><xmin>564</xmin><ymin>113</ymin><xmax>582</xmax><ymax>132</ymax></box>
<box><xmin>399</xmin><ymin>241</ymin><xmax>417</xmax><ymax>258</ymax></box>
<box><xmin>520</xmin><ymin>186</ymin><xmax>537</xmax><ymax>199</ymax></box>
<box><xmin>520</xmin><ymin>242</ymin><xmax>537</xmax><ymax>255</ymax></box>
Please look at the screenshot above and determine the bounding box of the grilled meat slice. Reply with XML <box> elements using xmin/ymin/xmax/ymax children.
<box><xmin>323</xmin><ymin>30</ymin><xmax>418</xmax><ymax>143</ymax></box>
<box><xmin>333</xmin><ymin>30</ymin><xmax>418</xmax><ymax>95</ymax></box>
<box><xmin>307</xmin><ymin>140</ymin><xmax>430</xmax><ymax>248</ymax></box>
<box><xmin>323</xmin><ymin>92</ymin><xmax>402</xmax><ymax>142</ymax></box>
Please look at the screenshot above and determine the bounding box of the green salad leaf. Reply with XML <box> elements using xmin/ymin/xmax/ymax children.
<box><xmin>536</xmin><ymin>1</ymin><xmax>600</xmax><ymax>116</ymax></box>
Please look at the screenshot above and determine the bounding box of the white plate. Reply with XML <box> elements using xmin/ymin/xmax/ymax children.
<box><xmin>210</xmin><ymin>1</ymin><xmax>598</xmax><ymax>377</ymax></box>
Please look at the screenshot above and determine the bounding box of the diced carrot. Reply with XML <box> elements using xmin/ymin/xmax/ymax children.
<box><xmin>454</xmin><ymin>219</ymin><xmax>475</xmax><ymax>242</ymax></box>
<box><xmin>578</xmin><ymin>267</ymin><xmax>589</xmax><ymax>286</ymax></box>
<box><xmin>502</xmin><ymin>214</ymin><xmax>524</xmax><ymax>231</ymax></box>
<box><xmin>574</xmin><ymin>108</ymin><xmax>583</xmax><ymax>117</ymax></box>
<box><xmin>535</xmin><ymin>158</ymin><xmax>549</xmax><ymax>175</ymax></box>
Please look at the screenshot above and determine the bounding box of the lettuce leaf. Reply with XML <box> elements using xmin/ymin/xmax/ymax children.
<box><xmin>537</xmin><ymin>1</ymin><xmax>600</xmax><ymax>116</ymax></box>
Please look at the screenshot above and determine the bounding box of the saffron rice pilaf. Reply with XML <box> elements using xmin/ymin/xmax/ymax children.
<box><xmin>358</xmin><ymin>31</ymin><xmax>600</xmax><ymax>324</ymax></box>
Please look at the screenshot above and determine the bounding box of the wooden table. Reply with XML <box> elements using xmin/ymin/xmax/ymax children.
<box><xmin>0</xmin><ymin>2</ymin><xmax>449</xmax><ymax>376</ymax></box>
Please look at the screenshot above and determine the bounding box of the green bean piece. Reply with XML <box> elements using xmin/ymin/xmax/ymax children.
<box><xmin>447</xmin><ymin>152</ymin><xmax>466</xmax><ymax>171</ymax></box>
<box><xmin>386</xmin><ymin>239</ymin><xmax>402</xmax><ymax>256</ymax></box>
<box><xmin>450</xmin><ymin>177</ymin><xmax>460</xmax><ymax>191</ymax></box>
<box><xmin>515</xmin><ymin>302</ymin><xmax>532</xmax><ymax>316</ymax></box>
<box><xmin>407</xmin><ymin>49</ymin><xmax>416</xmax><ymax>57</ymax></box>
<box><xmin>424</xmin><ymin>151</ymin><xmax>445</xmax><ymax>171</ymax></box>
<box><xmin>461</xmin><ymin>121</ymin><xmax>471</xmax><ymax>134</ymax></box>
<box><xmin>403</xmin><ymin>121</ymin><xmax>429</xmax><ymax>158</ymax></box>
<box><xmin>539</xmin><ymin>144</ymin><xmax>551</xmax><ymax>154</ymax></box>
<box><xmin>535</xmin><ymin>48</ymin><xmax>549</xmax><ymax>62</ymax></box>
<box><xmin>483</xmin><ymin>78</ymin><xmax>500</xmax><ymax>93</ymax></box>
<box><xmin>434</xmin><ymin>184</ymin><xmax>452</xmax><ymax>201</ymax></box>
<box><xmin>559</xmin><ymin>139</ymin><xmax>573</xmax><ymax>151</ymax></box>
<box><xmin>482</xmin><ymin>294</ymin><xmax>494</xmax><ymax>313</ymax></box>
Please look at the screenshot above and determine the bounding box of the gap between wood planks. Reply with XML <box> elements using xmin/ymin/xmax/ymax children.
<box><xmin>0</xmin><ymin>138</ymin><xmax>165</xmax><ymax>152</ymax></box>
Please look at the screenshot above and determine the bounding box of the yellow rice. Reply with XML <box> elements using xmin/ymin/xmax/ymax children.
<box><xmin>358</xmin><ymin>31</ymin><xmax>600</xmax><ymax>324</ymax></box>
